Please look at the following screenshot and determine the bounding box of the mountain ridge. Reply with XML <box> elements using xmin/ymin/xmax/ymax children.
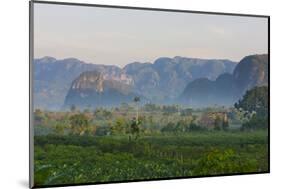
<box><xmin>34</xmin><ymin>55</ymin><xmax>237</xmax><ymax>110</ymax></box>
<box><xmin>179</xmin><ymin>54</ymin><xmax>268</xmax><ymax>107</ymax></box>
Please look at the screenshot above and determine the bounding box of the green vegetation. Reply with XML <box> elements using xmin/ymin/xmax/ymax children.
<box><xmin>34</xmin><ymin>131</ymin><xmax>268</xmax><ymax>186</ymax></box>
<box><xmin>235</xmin><ymin>86</ymin><xmax>269</xmax><ymax>131</ymax></box>
<box><xmin>34</xmin><ymin>90</ymin><xmax>269</xmax><ymax>187</ymax></box>
<box><xmin>235</xmin><ymin>86</ymin><xmax>268</xmax><ymax>117</ymax></box>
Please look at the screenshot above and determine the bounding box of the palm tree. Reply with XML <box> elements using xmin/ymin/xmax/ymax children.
<box><xmin>133</xmin><ymin>96</ymin><xmax>140</xmax><ymax>124</ymax></box>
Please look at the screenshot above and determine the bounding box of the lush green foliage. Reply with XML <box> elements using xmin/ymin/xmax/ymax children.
<box><xmin>241</xmin><ymin>115</ymin><xmax>268</xmax><ymax>131</ymax></box>
<box><xmin>34</xmin><ymin>130</ymin><xmax>268</xmax><ymax>187</ymax></box>
<box><xmin>234</xmin><ymin>86</ymin><xmax>268</xmax><ymax>131</ymax></box>
<box><xmin>33</xmin><ymin>96</ymin><xmax>269</xmax><ymax>187</ymax></box>
<box><xmin>235</xmin><ymin>86</ymin><xmax>268</xmax><ymax>117</ymax></box>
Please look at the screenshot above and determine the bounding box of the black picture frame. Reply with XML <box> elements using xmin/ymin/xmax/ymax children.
<box><xmin>29</xmin><ymin>1</ymin><xmax>270</xmax><ymax>188</ymax></box>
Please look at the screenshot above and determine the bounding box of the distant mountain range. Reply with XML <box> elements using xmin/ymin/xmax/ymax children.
<box><xmin>179</xmin><ymin>54</ymin><xmax>268</xmax><ymax>107</ymax></box>
<box><xmin>33</xmin><ymin>56</ymin><xmax>236</xmax><ymax>110</ymax></box>
<box><xmin>33</xmin><ymin>57</ymin><xmax>132</xmax><ymax>110</ymax></box>
<box><xmin>33</xmin><ymin>54</ymin><xmax>268</xmax><ymax>110</ymax></box>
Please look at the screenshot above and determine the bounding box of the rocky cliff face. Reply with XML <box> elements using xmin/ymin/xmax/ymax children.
<box><xmin>63</xmin><ymin>71</ymin><xmax>136</xmax><ymax>109</ymax></box>
<box><xmin>70</xmin><ymin>71</ymin><xmax>104</xmax><ymax>92</ymax></box>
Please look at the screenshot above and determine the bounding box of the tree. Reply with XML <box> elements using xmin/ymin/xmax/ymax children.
<box><xmin>111</xmin><ymin>117</ymin><xmax>127</xmax><ymax>135</ymax></box>
<box><xmin>189</xmin><ymin>122</ymin><xmax>204</xmax><ymax>132</ymax></box>
<box><xmin>69</xmin><ymin>113</ymin><xmax>90</xmax><ymax>135</ymax></box>
<box><xmin>54</xmin><ymin>122</ymin><xmax>65</xmax><ymax>135</ymax></box>
<box><xmin>133</xmin><ymin>96</ymin><xmax>140</xmax><ymax>124</ymax></box>
<box><xmin>161</xmin><ymin>122</ymin><xmax>176</xmax><ymax>133</ymax></box>
<box><xmin>94</xmin><ymin>108</ymin><xmax>112</xmax><ymax>120</ymax></box>
<box><xmin>84</xmin><ymin>125</ymin><xmax>97</xmax><ymax>136</ymax></box>
<box><xmin>176</xmin><ymin>120</ymin><xmax>188</xmax><ymax>132</ymax></box>
<box><xmin>235</xmin><ymin>86</ymin><xmax>268</xmax><ymax>131</ymax></box>
<box><xmin>235</xmin><ymin>86</ymin><xmax>268</xmax><ymax>117</ymax></box>
<box><xmin>241</xmin><ymin>114</ymin><xmax>268</xmax><ymax>131</ymax></box>
<box><xmin>129</xmin><ymin>117</ymin><xmax>141</xmax><ymax>140</ymax></box>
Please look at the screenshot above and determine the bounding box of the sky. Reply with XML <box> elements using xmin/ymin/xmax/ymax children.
<box><xmin>34</xmin><ymin>3</ymin><xmax>268</xmax><ymax>67</ymax></box>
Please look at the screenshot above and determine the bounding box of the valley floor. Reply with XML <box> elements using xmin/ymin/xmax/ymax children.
<box><xmin>33</xmin><ymin>130</ymin><xmax>268</xmax><ymax>187</ymax></box>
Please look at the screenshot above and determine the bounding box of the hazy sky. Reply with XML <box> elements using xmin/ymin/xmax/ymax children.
<box><xmin>34</xmin><ymin>3</ymin><xmax>268</xmax><ymax>67</ymax></box>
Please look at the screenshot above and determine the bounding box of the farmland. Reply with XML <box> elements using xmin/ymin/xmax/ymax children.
<box><xmin>33</xmin><ymin>103</ymin><xmax>269</xmax><ymax>187</ymax></box>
